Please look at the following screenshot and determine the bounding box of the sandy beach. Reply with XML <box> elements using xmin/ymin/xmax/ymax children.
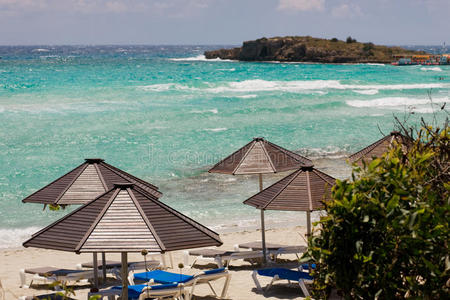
<box><xmin>1</xmin><ymin>226</ymin><xmax>311</xmax><ymax>300</ymax></box>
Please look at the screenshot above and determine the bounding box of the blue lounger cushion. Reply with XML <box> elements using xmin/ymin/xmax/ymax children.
<box><xmin>203</xmin><ymin>268</ymin><xmax>225</xmax><ymax>275</ymax></box>
<box><xmin>257</xmin><ymin>268</ymin><xmax>313</xmax><ymax>281</ymax></box>
<box><xmin>111</xmin><ymin>284</ymin><xmax>147</xmax><ymax>299</ymax></box>
<box><xmin>112</xmin><ymin>283</ymin><xmax>180</xmax><ymax>299</ymax></box>
<box><xmin>134</xmin><ymin>269</ymin><xmax>194</xmax><ymax>284</ymax></box>
<box><xmin>301</xmin><ymin>263</ymin><xmax>316</xmax><ymax>270</ymax></box>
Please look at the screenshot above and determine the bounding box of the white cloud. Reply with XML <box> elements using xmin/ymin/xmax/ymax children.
<box><xmin>331</xmin><ymin>2</ymin><xmax>362</xmax><ymax>18</ymax></box>
<box><xmin>278</xmin><ymin>0</ymin><xmax>325</xmax><ymax>12</ymax></box>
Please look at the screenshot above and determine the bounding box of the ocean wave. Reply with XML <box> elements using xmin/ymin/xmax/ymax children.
<box><xmin>421</xmin><ymin>67</ymin><xmax>442</xmax><ymax>72</ymax></box>
<box><xmin>138</xmin><ymin>83</ymin><xmax>191</xmax><ymax>92</ymax></box>
<box><xmin>346</xmin><ymin>97</ymin><xmax>450</xmax><ymax>108</ymax></box>
<box><xmin>353</xmin><ymin>89</ymin><xmax>379</xmax><ymax>95</ymax></box>
<box><xmin>169</xmin><ymin>55</ymin><xmax>235</xmax><ymax>62</ymax></box>
<box><xmin>138</xmin><ymin>80</ymin><xmax>447</xmax><ymax>94</ymax></box>
<box><xmin>191</xmin><ymin>108</ymin><xmax>218</xmax><ymax>114</ymax></box>
<box><xmin>297</xmin><ymin>146</ymin><xmax>350</xmax><ymax>159</ymax></box>
<box><xmin>204</xmin><ymin>127</ymin><xmax>227</xmax><ymax>132</ymax></box>
<box><xmin>0</xmin><ymin>227</ymin><xmax>40</xmax><ymax>249</ymax></box>
<box><xmin>236</xmin><ymin>94</ymin><xmax>257</xmax><ymax>99</ymax></box>
<box><xmin>169</xmin><ymin>55</ymin><xmax>208</xmax><ymax>61</ymax></box>
<box><xmin>207</xmin><ymin>80</ymin><xmax>446</xmax><ymax>93</ymax></box>
<box><xmin>32</xmin><ymin>48</ymin><xmax>49</xmax><ymax>52</ymax></box>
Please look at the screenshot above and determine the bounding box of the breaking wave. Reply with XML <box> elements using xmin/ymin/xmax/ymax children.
<box><xmin>138</xmin><ymin>80</ymin><xmax>447</xmax><ymax>94</ymax></box>
<box><xmin>191</xmin><ymin>108</ymin><xmax>218</xmax><ymax>114</ymax></box>
<box><xmin>346</xmin><ymin>97</ymin><xmax>450</xmax><ymax>108</ymax></box>
<box><xmin>353</xmin><ymin>89</ymin><xmax>379</xmax><ymax>95</ymax></box>
<box><xmin>0</xmin><ymin>227</ymin><xmax>40</xmax><ymax>249</ymax></box>
<box><xmin>421</xmin><ymin>67</ymin><xmax>442</xmax><ymax>72</ymax></box>
<box><xmin>204</xmin><ymin>128</ymin><xmax>227</xmax><ymax>132</ymax></box>
<box><xmin>169</xmin><ymin>55</ymin><xmax>234</xmax><ymax>62</ymax></box>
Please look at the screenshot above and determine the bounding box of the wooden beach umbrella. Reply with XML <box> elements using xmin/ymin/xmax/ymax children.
<box><xmin>209</xmin><ymin>137</ymin><xmax>312</xmax><ymax>261</ymax></box>
<box><xmin>21</xmin><ymin>158</ymin><xmax>162</xmax><ymax>287</ymax></box>
<box><xmin>349</xmin><ymin>131</ymin><xmax>410</xmax><ymax>166</ymax></box>
<box><xmin>244</xmin><ymin>166</ymin><xmax>336</xmax><ymax>237</ymax></box>
<box><xmin>23</xmin><ymin>183</ymin><xmax>222</xmax><ymax>300</ymax></box>
<box><xmin>22</xmin><ymin>158</ymin><xmax>161</xmax><ymax>207</ymax></box>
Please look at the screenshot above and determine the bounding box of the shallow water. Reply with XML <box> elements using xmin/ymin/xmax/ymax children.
<box><xmin>0</xmin><ymin>45</ymin><xmax>448</xmax><ymax>247</ymax></box>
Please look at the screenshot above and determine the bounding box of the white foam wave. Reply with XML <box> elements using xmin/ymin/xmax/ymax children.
<box><xmin>204</xmin><ymin>128</ymin><xmax>227</xmax><ymax>132</ymax></box>
<box><xmin>138</xmin><ymin>83</ymin><xmax>191</xmax><ymax>92</ymax></box>
<box><xmin>412</xmin><ymin>107</ymin><xmax>436</xmax><ymax>113</ymax></box>
<box><xmin>217</xmin><ymin>68</ymin><xmax>236</xmax><ymax>71</ymax></box>
<box><xmin>208</xmin><ymin>80</ymin><xmax>447</xmax><ymax>93</ymax></box>
<box><xmin>314</xmin><ymin>91</ymin><xmax>328</xmax><ymax>95</ymax></box>
<box><xmin>347</xmin><ymin>97</ymin><xmax>450</xmax><ymax>108</ymax></box>
<box><xmin>169</xmin><ymin>55</ymin><xmax>235</xmax><ymax>62</ymax></box>
<box><xmin>32</xmin><ymin>48</ymin><xmax>49</xmax><ymax>52</ymax></box>
<box><xmin>138</xmin><ymin>80</ymin><xmax>448</xmax><ymax>94</ymax></box>
<box><xmin>236</xmin><ymin>94</ymin><xmax>257</xmax><ymax>99</ymax></box>
<box><xmin>353</xmin><ymin>89</ymin><xmax>379</xmax><ymax>95</ymax></box>
<box><xmin>170</xmin><ymin>55</ymin><xmax>208</xmax><ymax>61</ymax></box>
<box><xmin>191</xmin><ymin>108</ymin><xmax>218</xmax><ymax>114</ymax></box>
<box><xmin>0</xmin><ymin>227</ymin><xmax>40</xmax><ymax>249</ymax></box>
<box><xmin>421</xmin><ymin>67</ymin><xmax>442</xmax><ymax>72</ymax></box>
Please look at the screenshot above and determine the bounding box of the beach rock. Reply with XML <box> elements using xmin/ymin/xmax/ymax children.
<box><xmin>204</xmin><ymin>36</ymin><xmax>425</xmax><ymax>63</ymax></box>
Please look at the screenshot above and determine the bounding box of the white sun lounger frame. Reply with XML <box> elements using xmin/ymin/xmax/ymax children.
<box><xmin>251</xmin><ymin>268</ymin><xmax>312</xmax><ymax>297</ymax></box>
<box><xmin>183</xmin><ymin>249</ymin><xmax>264</xmax><ymax>268</ymax></box>
<box><xmin>19</xmin><ymin>268</ymin><xmax>94</xmax><ymax>289</ymax></box>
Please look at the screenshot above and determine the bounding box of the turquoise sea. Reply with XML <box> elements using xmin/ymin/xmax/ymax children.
<box><xmin>0</xmin><ymin>45</ymin><xmax>449</xmax><ymax>248</ymax></box>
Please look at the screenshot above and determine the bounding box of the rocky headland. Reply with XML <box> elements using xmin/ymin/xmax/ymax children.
<box><xmin>204</xmin><ymin>36</ymin><xmax>424</xmax><ymax>63</ymax></box>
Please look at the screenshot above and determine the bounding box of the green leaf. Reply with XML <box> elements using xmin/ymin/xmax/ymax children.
<box><xmin>387</xmin><ymin>195</ymin><xmax>400</xmax><ymax>211</ymax></box>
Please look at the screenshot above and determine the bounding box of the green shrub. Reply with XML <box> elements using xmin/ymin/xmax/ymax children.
<box><xmin>331</xmin><ymin>38</ymin><xmax>339</xmax><ymax>42</ymax></box>
<box><xmin>362</xmin><ymin>42</ymin><xmax>374</xmax><ymax>52</ymax></box>
<box><xmin>346</xmin><ymin>36</ymin><xmax>357</xmax><ymax>43</ymax></box>
<box><xmin>303</xmin><ymin>124</ymin><xmax>449</xmax><ymax>299</ymax></box>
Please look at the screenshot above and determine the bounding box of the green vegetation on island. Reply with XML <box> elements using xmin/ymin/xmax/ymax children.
<box><xmin>205</xmin><ymin>36</ymin><xmax>425</xmax><ymax>63</ymax></box>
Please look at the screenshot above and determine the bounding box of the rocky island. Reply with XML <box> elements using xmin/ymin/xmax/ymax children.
<box><xmin>205</xmin><ymin>36</ymin><xmax>424</xmax><ymax>63</ymax></box>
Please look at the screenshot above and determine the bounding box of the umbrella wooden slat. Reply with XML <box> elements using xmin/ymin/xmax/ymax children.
<box><xmin>349</xmin><ymin>131</ymin><xmax>410</xmax><ymax>165</ymax></box>
<box><xmin>22</xmin><ymin>159</ymin><xmax>161</xmax><ymax>205</ymax></box>
<box><xmin>24</xmin><ymin>183</ymin><xmax>222</xmax><ymax>253</ymax></box>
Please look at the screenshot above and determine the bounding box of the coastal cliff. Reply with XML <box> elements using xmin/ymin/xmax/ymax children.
<box><xmin>205</xmin><ymin>36</ymin><xmax>424</xmax><ymax>63</ymax></box>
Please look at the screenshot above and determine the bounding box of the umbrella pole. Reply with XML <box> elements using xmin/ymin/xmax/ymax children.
<box><xmin>92</xmin><ymin>252</ymin><xmax>98</xmax><ymax>289</ymax></box>
<box><xmin>260</xmin><ymin>209</ymin><xmax>267</xmax><ymax>264</ymax></box>
<box><xmin>306</xmin><ymin>211</ymin><xmax>311</xmax><ymax>237</ymax></box>
<box><xmin>121</xmin><ymin>252</ymin><xmax>128</xmax><ymax>300</ymax></box>
<box><xmin>258</xmin><ymin>173</ymin><xmax>267</xmax><ymax>264</ymax></box>
<box><xmin>102</xmin><ymin>252</ymin><xmax>106</xmax><ymax>283</ymax></box>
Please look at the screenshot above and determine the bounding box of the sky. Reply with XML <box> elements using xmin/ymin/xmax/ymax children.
<box><xmin>0</xmin><ymin>0</ymin><xmax>449</xmax><ymax>45</ymax></box>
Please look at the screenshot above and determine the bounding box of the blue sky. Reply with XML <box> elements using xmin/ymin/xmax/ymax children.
<box><xmin>1</xmin><ymin>0</ymin><xmax>449</xmax><ymax>45</ymax></box>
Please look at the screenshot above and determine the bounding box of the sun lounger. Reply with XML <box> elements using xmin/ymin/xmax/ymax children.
<box><xmin>300</xmin><ymin>263</ymin><xmax>316</xmax><ymax>271</ymax></box>
<box><xmin>252</xmin><ymin>267</ymin><xmax>313</xmax><ymax>297</ymax></box>
<box><xmin>237</xmin><ymin>241</ymin><xmax>307</xmax><ymax>260</ymax></box>
<box><xmin>131</xmin><ymin>269</ymin><xmax>194</xmax><ymax>284</ymax></box>
<box><xmin>183</xmin><ymin>248</ymin><xmax>264</xmax><ymax>268</ymax></box>
<box><xmin>77</xmin><ymin>259</ymin><xmax>162</xmax><ymax>271</ymax></box>
<box><xmin>94</xmin><ymin>283</ymin><xmax>184</xmax><ymax>300</ymax></box>
<box><xmin>19</xmin><ymin>267</ymin><xmax>93</xmax><ymax>289</ymax></box>
<box><xmin>19</xmin><ymin>294</ymin><xmax>77</xmax><ymax>300</ymax></box>
<box><xmin>131</xmin><ymin>268</ymin><xmax>231</xmax><ymax>300</ymax></box>
<box><xmin>138</xmin><ymin>283</ymin><xmax>186</xmax><ymax>300</ymax></box>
